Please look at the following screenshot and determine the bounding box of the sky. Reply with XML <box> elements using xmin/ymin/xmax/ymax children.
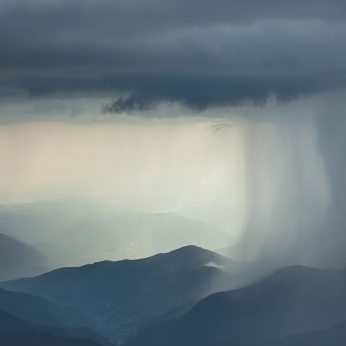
<box><xmin>1</xmin><ymin>0</ymin><xmax>346</xmax><ymax>267</ymax></box>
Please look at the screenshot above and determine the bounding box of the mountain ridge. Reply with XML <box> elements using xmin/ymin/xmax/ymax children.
<box><xmin>0</xmin><ymin>246</ymin><xmax>243</xmax><ymax>342</ymax></box>
<box><xmin>0</xmin><ymin>288</ymin><xmax>96</xmax><ymax>330</ymax></box>
<box><xmin>0</xmin><ymin>308</ymin><xmax>112</xmax><ymax>346</ymax></box>
<box><xmin>124</xmin><ymin>265</ymin><xmax>346</xmax><ymax>346</ymax></box>
<box><xmin>0</xmin><ymin>232</ymin><xmax>52</xmax><ymax>281</ymax></box>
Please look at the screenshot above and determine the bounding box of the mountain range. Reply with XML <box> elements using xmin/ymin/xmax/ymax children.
<box><xmin>2</xmin><ymin>243</ymin><xmax>346</xmax><ymax>346</ymax></box>
<box><xmin>197</xmin><ymin>319</ymin><xmax>346</xmax><ymax>346</ymax></box>
<box><xmin>266</xmin><ymin>320</ymin><xmax>346</xmax><ymax>346</ymax></box>
<box><xmin>39</xmin><ymin>211</ymin><xmax>232</xmax><ymax>266</ymax></box>
<box><xmin>0</xmin><ymin>199</ymin><xmax>232</xmax><ymax>267</ymax></box>
<box><xmin>0</xmin><ymin>288</ymin><xmax>95</xmax><ymax>329</ymax></box>
<box><xmin>0</xmin><ymin>246</ymin><xmax>248</xmax><ymax>342</ymax></box>
<box><xmin>0</xmin><ymin>308</ymin><xmax>111</xmax><ymax>345</ymax></box>
<box><xmin>123</xmin><ymin>265</ymin><xmax>346</xmax><ymax>346</ymax></box>
<box><xmin>0</xmin><ymin>233</ymin><xmax>52</xmax><ymax>281</ymax></box>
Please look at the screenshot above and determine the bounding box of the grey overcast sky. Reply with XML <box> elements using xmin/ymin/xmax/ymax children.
<box><xmin>1</xmin><ymin>0</ymin><xmax>346</xmax><ymax>115</ymax></box>
<box><xmin>1</xmin><ymin>0</ymin><xmax>346</xmax><ymax>268</ymax></box>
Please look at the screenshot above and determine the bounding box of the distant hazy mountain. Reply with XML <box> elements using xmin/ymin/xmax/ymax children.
<box><xmin>0</xmin><ymin>288</ymin><xmax>95</xmax><ymax>330</ymax></box>
<box><xmin>0</xmin><ymin>199</ymin><xmax>233</xmax><ymax>266</ymax></box>
<box><xmin>0</xmin><ymin>246</ymin><xmax>243</xmax><ymax>343</ymax></box>
<box><xmin>42</xmin><ymin>212</ymin><xmax>232</xmax><ymax>265</ymax></box>
<box><xmin>0</xmin><ymin>199</ymin><xmax>113</xmax><ymax>245</ymax></box>
<box><xmin>0</xmin><ymin>233</ymin><xmax>52</xmax><ymax>281</ymax></box>
<box><xmin>0</xmin><ymin>213</ymin><xmax>58</xmax><ymax>244</ymax></box>
<box><xmin>0</xmin><ymin>308</ymin><xmax>112</xmax><ymax>346</ymax></box>
<box><xmin>33</xmin><ymin>243</ymin><xmax>84</xmax><ymax>268</ymax></box>
<box><xmin>0</xmin><ymin>199</ymin><xmax>103</xmax><ymax>230</ymax></box>
<box><xmin>124</xmin><ymin>265</ymin><xmax>346</xmax><ymax>346</ymax></box>
<box><xmin>173</xmin><ymin>206</ymin><xmax>235</xmax><ymax>232</ymax></box>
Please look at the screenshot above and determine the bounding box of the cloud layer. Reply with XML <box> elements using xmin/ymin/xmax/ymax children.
<box><xmin>1</xmin><ymin>0</ymin><xmax>346</xmax><ymax>114</ymax></box>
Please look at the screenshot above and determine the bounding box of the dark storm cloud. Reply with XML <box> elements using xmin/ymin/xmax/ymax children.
<box><xmin>1</xmin><ymin>0</ymin><xmax>346</xmax><ymax>112</ymax></box>
<box><xmin>100</xmin><ymin>75</ymin><xmax>345</xmax><ymax>114</ymax></box>
<box><xmin>13</xmin><ymin>74</ymin><xmax>342</xmax><ymax>111</ymax></box>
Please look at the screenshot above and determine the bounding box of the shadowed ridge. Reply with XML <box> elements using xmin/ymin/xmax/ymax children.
<box><xmin>0</xmin><ymin>332</ymin><xmax>101</xmax><ymax>346</ymax></box>
<box><xmin>267</xmin><ymin>319</ymin><xmax>346</xmax><ymax>346</ymax></box>
<box><xmin>124</xmin><ymin>265</ymin><xmax>346</xmax><ymax>346</ymax></box>
<box><xmin>0</xmin><ymin>246</ymin><xmax>239</xmax><ymax>343</ymax></box>
<box><xmin>153</xmin><ymin>245</ymin><xmax>237</xmax><ymax>261</ymax></box>
<box><xmin>143</xmin><ymin>245</ymin><xmax>238</xmax><ymax>269</ymax></box>
<box><xmin>0</xmin><ymin>288</ymin><xmax>96</xmax><ymax>329</ymax></box>
<box><xmin>0</xmin><ymin>308</ymin><xmax>112</xmax><ymax>346</ymax></box>
<box><xmin>0</xmin><ymin>245</ymin><xmax>237</xmax><ymax>292</ymax></box>
<box><xmin>197</xmin><ymin>319</ymin><xmax>346</xmax><ymax>346</ymax></box>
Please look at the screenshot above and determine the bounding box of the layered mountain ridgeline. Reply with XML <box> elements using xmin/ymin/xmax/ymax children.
<box><xmin>0</xmin><ymin>246</ymin><xmax>249</xmax><ymax>343</ymax></box>
<box><xmin>0</xmin><ymin>199</ymin><xmax>102</xmax><ymax>233</ymax></box>
<box><xmin>0</xmin><ymin>199</ymin><xmax>232</xmax><ymax>267</ymax></box>
<box><xmin>0</xmin><ymin>213</ymin><xmax>58</xmax><ymax>244</ymax></box>
<box><xmin>0</xmin><ymin>332</ymin><xmax>101</xmax><ymax>346</ymax></box>
<box><xmin>0</xmin><ymin>199</ymin><xmax>118</xmax><ymax>244</ymax></box>
<box><xmin>40</xmin><ymin>212</ymin><xmax>232</xmax><ymax>266</ymax></box>
<box><xmin>0</xmin><ymin>308</ymin><xmax>112</xmax><ymax>346</ymax></box>
<box><xmin>0</xmin><ymin>288</ymin><xmax>95</xmax><ymax>329</ymax></box>
<box><xmin>124</xmin><ymin>265</ymin><xmax>346</xmax><ymax>346</ymax></box>
<box><xmin>0</xmin><ymin>233</ymin><xmax>53</xmax><ymax>281</ymax></box>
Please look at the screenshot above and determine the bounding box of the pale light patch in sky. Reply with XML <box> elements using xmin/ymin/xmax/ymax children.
<box><xmin>0</xmin><ymin>118</ymin><xmax>248</xmax><ymax>236</ymax></box>
<box><xmin>0</xmin><ymin>109</ymin><xmax>331</xmax><ymax>247</ymax></box>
